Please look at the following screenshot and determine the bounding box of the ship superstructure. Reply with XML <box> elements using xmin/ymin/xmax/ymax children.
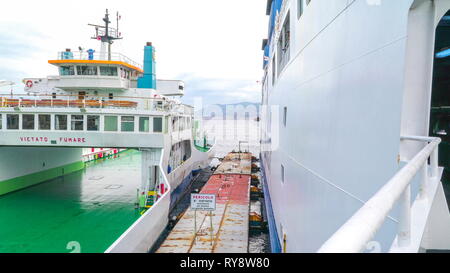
<box><xmin>0</xmin><ymin>10</ymin><xmax>214</xmax><ymax>252</ymax></box>
<box><xmin>260</xmin><ymin>0</ymin><xmax>450</xmax><ymax>253</ymax></box>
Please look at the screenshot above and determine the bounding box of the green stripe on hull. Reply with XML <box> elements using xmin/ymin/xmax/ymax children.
<box><xmin>0</xmin><ymin>161</ymin><xmax>84</xmax><ymax>196</ymax></box>
<box><xmin>194</xmin><ymin>145</ymin><xmax>210</xmax><ymax>153</ymax></box>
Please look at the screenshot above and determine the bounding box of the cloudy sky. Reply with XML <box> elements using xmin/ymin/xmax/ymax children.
<box><xmin>0</xmin><ymin>0</ymin><xmax>268</xmax><ymax>105</ymax></box>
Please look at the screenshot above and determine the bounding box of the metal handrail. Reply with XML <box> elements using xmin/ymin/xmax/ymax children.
<box><xmin>318</xmin><ymin>136</ymin><xmax>441</xmax><ymax>253</ymax></box>
<box><xmin>56</xmin><ymin>51</ymin><xmax>143</xmax><ymax>69</ymax></box>
<box><xmin>0</xmin><ymin>93</ymin><xmax>166</xmax><ymax>100</ymax></box>
<box><xmin>0</xmin><ymin>93</ymin><xmax>194</xmax><ymax>114</ymax></box>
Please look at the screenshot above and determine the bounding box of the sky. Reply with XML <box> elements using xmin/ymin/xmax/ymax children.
<box><xmin>0</xmin><ymin>0</ymin><xmax>268</xmax><ymax>105</ymax></box>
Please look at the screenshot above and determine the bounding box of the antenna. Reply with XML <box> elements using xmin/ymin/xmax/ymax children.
<box><xmin>88</xmin><ymin>9</ymin><xmax>123</xmax><ymax>61</ymax></box>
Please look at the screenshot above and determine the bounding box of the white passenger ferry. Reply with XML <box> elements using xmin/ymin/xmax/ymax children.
<box><xmin>0</xmin><ymin>10</ymin><xmax>214</xmax><ymax>252</ymax></box>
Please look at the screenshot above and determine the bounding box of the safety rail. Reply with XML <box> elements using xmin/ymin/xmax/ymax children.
<box><xmin>0</xmin><ymin>94</ymin><xmax>193</xmax><ymax>114</ymax></box>
<box><xmin>105</xmin><ymin>150</ymin><xmax>171</xmax><ymax>253</ymax></box>
<box><xmin>318</xmin><ymin>136</ymin><xmax>441</xmax><ymax>253</ymax></box>
<box><xmin>57</xmin><ymin>51</ymin><xmax>143</xmax><ymax>70</ymax></box>
<box><xmin>82</xmin><ymin>148</ymin><xmax>124</xmax><ymax>162</ymax></box>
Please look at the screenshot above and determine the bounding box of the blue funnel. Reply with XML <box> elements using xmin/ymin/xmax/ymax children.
<box><xmin>137</xmin><ymin>42</ymin><xmax>157</xmax><ymax>89</ymax></box>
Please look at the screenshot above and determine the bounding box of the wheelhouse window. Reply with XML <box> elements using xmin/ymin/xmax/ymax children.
<box><xmin>76</xmin><ymin>66</ymin><xmax>98</xmax><ymax>76</ymax></box>
<box><xmin>0</xmin><ymin>114</ymin><xmax>2</xmax><ymax>129</ymax></box>
<box><xmin>153</xmin><ymin>117</ymin><xmax>163</xmax><ymax>133</ymax></box>
<box><xmin>87</xmin><ymin>115</ymin><xmax>100</xmax><ymax>131</ymax></box>
<box><xmin>55</xmin><ymin>115</ymin><xmax>67</xmax><ymax>130</ymax></box>
<box><xmin>139</xmin><ymin>117</ymin><xmax>150</xmax><ymax>132</ymax></box>
<box><xmin>22</xmin><ymin>114</ymin><xmax>35</xmax><ymax>130</ymax></box>
<box><xmin>104</xmin><ymin>116</ymin><xmax>118</xmax><ymax>131</ymax></box>
<box><xmin>100</xmin><ymin>66</ymin><xmax>118</xmax><ymax>76</ymax></box>
<box><xmin>38</xmin><ymin>114</ymin><xmax>51</xmax><ymax>130</ymax></box>
<box><xmin>59</xmin><ymin>66</ymin><xmax>75</xmax><ymax>76</ymax></box>
<box><xmin>71</xmin><ymin>115</ymin><xmax>84</xmax><ymax>131</ymax></box>
<box><xmin>120</xmin><ymin>68</ymin><xmax>131</xmax><ymax>79</ymax></box>
<box><xmin>121</xmin><ymin>116</ymin><xmax>135</xmax><ymax>132</ymax></box>
<box><xmin>7</xmin><ymin>114</ymin><xmax>19</xmax><ymax>129</ymax></box>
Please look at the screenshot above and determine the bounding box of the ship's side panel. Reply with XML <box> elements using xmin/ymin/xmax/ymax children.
<box><xmin>262</xmin><ymin>0</ymin><xmax>416</xmax><ymax>252</ymax></box>
<box><xmin>0</xmin><ymin>147</ymin><xmax>83</xmax><ymax>195</ymax></box>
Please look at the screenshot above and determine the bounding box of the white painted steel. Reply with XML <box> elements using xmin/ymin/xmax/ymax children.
<box><xmin>318</xmin><ymin>137</ymin><xmax>441</xmax><ymax>253</ymax></box>
<box><xmin>260</xmin><ymin>0</ymin><xmax>450</xmax><ymax>252</ymax></box>
<box><xmin>105</xmin><ymin>149</ymin><xmax>170</xmax><ymax>253</ymax></box>
<box><xmin>0</xmin><ymin>81</ymin><xmax>14</xmax><ymax>87</ymax></box>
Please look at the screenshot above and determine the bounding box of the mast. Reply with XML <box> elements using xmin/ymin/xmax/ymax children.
<box><xmin>89</xmin><ymin>9</ymin><xmax>122</xmax><ymax>61</ymax></box>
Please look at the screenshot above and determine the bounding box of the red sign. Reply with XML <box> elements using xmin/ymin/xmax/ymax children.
<box><xmin>59</xmin><ymin>137</ymin><xmax>86</xmax><ymax>143</ymax></box>
<box><xmin>20</xmin><ymin>137</ymin><xmax>49</xmax><ymax>143</ymax></box>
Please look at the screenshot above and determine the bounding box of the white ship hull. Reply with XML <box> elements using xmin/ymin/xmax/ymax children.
<box><xmin>261</xmin><ymin>0</ymin><xmax>450</xmax><ymax>252</ymax></box>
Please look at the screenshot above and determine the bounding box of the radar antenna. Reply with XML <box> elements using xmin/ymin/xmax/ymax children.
<box><xmin>88</xmin><ymin>9</ymin><xmax>123</xmax><ymax>61</ymax></box>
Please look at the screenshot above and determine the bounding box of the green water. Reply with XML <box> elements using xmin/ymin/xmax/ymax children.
<box><xmin>0</xmin><ymin>150</ymin><xmax>142</xmax><ymax>253</ymax></box>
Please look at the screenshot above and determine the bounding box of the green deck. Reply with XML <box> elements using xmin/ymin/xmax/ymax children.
<box><xmin>0</xmin><ymin>150</ymin><xmax>142</xmax><ymax>253</ymax></box>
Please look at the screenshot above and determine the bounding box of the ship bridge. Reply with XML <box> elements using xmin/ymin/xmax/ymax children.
<box><xmin>22</xmin><ymin>51</ymin><xmax>144</xmax><ymax>92</ymax></box>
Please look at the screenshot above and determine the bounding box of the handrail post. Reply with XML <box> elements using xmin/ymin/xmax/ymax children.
<box><xmin>419</xmin><ymin>162</ymin><xmax>428</xmax><ymax>200</ymax></box>
<box><xmin>398</xmin><ymin>185</ymin><xmax>411</xmax><ymax>247</ymax></box>
<box><xmin>431</xmin><ymin>148</ymin><xmax>439</xmax><ymax>178</ymax></box>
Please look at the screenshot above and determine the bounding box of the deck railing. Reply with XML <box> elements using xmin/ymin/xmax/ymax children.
<box><xmin>105</xmin><ymin>150</ymin><xmax>171</xmax><ymax>253</ymax></box>
<box><xmin>57</xmin><ymin>51</ymin><xmax>143</xmax><ymax>70</ymax></box>
<box><xmin>0</xmin><ymin>94</ymin><xmax>193</xmax><ymax>114</ymax></box>
<box><xmin>318</xmin><ymin>136</ymin><xmax>441</xmax><ymax>253</ymax></box>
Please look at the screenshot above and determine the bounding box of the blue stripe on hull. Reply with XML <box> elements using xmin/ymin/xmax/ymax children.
<box><xmin>260</xmin><ymin>153</ymin><xmax>282</xmax><ymax>253</ymax></box>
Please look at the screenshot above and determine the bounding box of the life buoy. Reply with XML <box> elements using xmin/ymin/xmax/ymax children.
<box><xmin>25</xmin><ymin>80</ymin><xmax>33</xmax><ymax>88</ymax></box>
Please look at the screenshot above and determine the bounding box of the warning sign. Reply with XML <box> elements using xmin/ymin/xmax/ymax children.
<box><xmin>191</xmin><ymin>194</ymin><xmax>216</xmax><ymax>211</ymax></box>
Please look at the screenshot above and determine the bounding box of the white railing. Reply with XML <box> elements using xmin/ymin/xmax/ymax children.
<box><xmin>57</xmin><ymin>51</ymin><xmax>143</xmax><ymax>70</ymax></box>
<box><xmin>0</xmin><ymin>93</ymin><xmax>172</xmax><ymax>112</ymax></box>
<box><xmin>318</xmin><ymin>136</ymin><xmax>441</xmax><ymax>253</ymax></box>
<box><xmin>105</xmin><ymin>150</ymin><xmax>171</xmax><ymax>253</ymax></box>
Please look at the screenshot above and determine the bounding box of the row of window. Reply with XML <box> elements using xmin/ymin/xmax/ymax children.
<box><xmin>172</xmin><ymin>116</ymin><xmax>192</xmax><ymax>132</ymax></box>
<box><xmin>0</xmin><ymin>114</ymin><xmax>163</xmax><ymax>133</ymax></box>
<box><xmin>59</xmin><ymin>65</ymin><xmax>139</xmax><ymax>79</ymax></box>
<box><xmin>268</xmin><ymin>0</ymin><xmax>312</xmax><ymax>87</ymax></box>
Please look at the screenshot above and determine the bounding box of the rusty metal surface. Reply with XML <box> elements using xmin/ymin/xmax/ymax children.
<box><xmin>201</xmin><ymin>174</ymin><xmax>250</xmax><ymax>205</ymax></box>
<box><xmin>157</xmin><ymin>153</ymin><xmax>252</xmax><ymax>253</ymax></box>
<box><xmin>214</xmin><ymin>153</ymin><xmax>252</xmax><ymax>175</ymax></box>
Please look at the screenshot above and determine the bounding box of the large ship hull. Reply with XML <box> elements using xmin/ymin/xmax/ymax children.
<box><xmin>260</xmin><ymin>0</ymin><xmax>450</xmax><ymax>252</ymax></box>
